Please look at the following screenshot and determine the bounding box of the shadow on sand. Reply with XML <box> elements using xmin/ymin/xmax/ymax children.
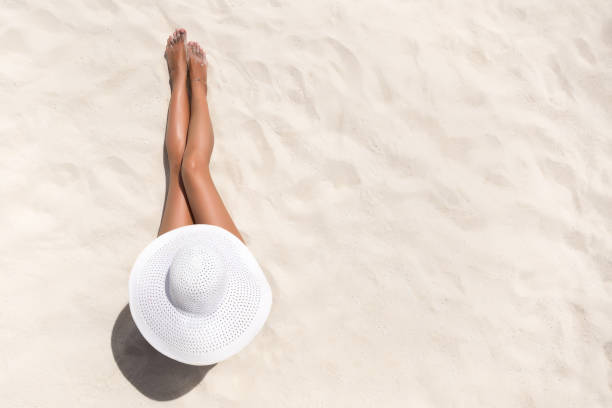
<box><xmin>111</xmin><ymin>304</ymin><xmax>215</xmax><ymax>401</ymax></box>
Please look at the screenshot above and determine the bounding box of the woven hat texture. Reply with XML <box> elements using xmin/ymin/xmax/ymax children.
<box><xmin>129</xmin><ymin>224</ymin><xmax>272</xmax><ymax>365</ymax></box>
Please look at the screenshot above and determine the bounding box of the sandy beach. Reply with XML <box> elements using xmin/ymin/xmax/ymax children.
<box><xmin>1</xmin><ymin>0</ymin><xmax>612</xmax><ymax>406</ymax></box>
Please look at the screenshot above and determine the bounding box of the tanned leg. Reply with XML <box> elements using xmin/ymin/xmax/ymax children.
<box><xmin>181</xmin><ymin>41</ymin><xmax>244</xmax><ymax>242</ymax></box>
<box><xmin>158</xmin><ymin>28</ymin><xmax>194</xmax><ymax>236</ymax></box>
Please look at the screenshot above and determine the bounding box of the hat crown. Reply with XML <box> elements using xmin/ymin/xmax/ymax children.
<box><xmin>166</xmin><ymin>245</ymin><xmax>228</xmax><ymax>315</ymax></box>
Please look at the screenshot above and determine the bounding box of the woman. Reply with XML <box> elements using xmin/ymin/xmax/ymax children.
<box><xmin>159</xmin><ymin>28</ymin><xmax>242</xmax><ymax>241</ymax></box>
<box><xmin>127</xmin><ymin>29</ymin><xmax>271</xmax><ymax>366</ymax></box>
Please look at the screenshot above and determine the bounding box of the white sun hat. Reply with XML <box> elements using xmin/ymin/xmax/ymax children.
<box><xmin>128</xmin><ymin>224</ymin><xmax>272</xmax><ymax>365</ymax></box>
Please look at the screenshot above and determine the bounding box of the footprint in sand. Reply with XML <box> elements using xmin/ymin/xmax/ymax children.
<box><xmin>574</xmin><ymin>38</ymin><xmax>597</xmax><ymax>65</ymax></box>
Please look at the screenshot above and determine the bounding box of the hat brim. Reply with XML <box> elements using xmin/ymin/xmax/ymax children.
<box><xmin>128</xmin><ymin>224</ymin><xmax>272</xmax><ymax>365</ymax></box>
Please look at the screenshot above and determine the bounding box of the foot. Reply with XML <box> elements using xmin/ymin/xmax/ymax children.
<box><xmin>164</xmin><ymin>28</ymin><xmax>187</xmax><ymax>87</ymax></box>
<box><xmin>187</xmin><ymin>41</ymin><xmax>207</xmax><ymax>95</ymax></box>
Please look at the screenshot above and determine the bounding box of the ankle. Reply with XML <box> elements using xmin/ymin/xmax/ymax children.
<box><xmin>189</xmin><ymin>77</ymin><xmax>207</xmax><ymax>94</ymax></box>
<box><xmin>170</xmin><ymin>70</ymin><xmax>187</xmax><ymax>88</ymax></box>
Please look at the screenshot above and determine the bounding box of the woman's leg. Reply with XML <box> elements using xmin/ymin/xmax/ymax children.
<box><xmin>158</xmin><ymin>29</ymin><xmax>194</xmax><ymax>236</ymax></box>
<box><xmin>181</xmin><ymin>42</ymin><xmax>244</xmax><ymax>242</ymax></box>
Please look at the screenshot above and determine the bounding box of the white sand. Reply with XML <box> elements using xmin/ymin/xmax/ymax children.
<box><xmin>2</xmin><ymin>0</ymin><xmax>612</xmax><ymax>406</ymax></box>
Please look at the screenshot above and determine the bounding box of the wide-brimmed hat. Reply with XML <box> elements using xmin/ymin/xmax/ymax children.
<box><xmin>128</xmin><ymin>224</ymin><xmax>272</xmax><ymax>365</ymax></box>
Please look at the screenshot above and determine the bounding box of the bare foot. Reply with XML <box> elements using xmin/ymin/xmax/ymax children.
<box><xmin>187</xmin><ymin>41</ymin><xmax>207</xmax><ymax>95</ymax></box>
<box><xmin>164</xmin><ymin>28</ymin><xmax>187</xmax><ymax>87</ymax></box>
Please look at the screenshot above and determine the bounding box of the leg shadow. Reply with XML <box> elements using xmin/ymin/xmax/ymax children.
<box><xmin>111</xmin><ymin>304</ymin><xmax>215</xmax><ymax>401</ymax></box>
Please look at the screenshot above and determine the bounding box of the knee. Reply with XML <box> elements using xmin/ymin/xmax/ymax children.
<box><xmin>181</xmin><ymin>153</ymin><xmax>208</xmax><ymax>183</ymax></box>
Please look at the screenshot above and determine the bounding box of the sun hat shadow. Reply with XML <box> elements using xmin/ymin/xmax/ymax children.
<box><xmin>111</xmin><ymin>304</ymin><xmax>215</xmax><ymax>401</ymax></box>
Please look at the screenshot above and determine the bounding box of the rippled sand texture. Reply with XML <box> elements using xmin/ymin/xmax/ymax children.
<box><xmin>2</xmin><ymin>0</ymin><xmax>612</xmax><ymax>406</ymax></box>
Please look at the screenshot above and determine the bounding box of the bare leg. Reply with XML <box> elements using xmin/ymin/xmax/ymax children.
<box><xmin>158</xmin><ymin>29</ymin><xmax>194</xmax><ymax>236</ymax></box>
<box><xmin>181</xmin><ymin>41</ymin><xmax>243</xmax><ymax>242</ymax></box>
